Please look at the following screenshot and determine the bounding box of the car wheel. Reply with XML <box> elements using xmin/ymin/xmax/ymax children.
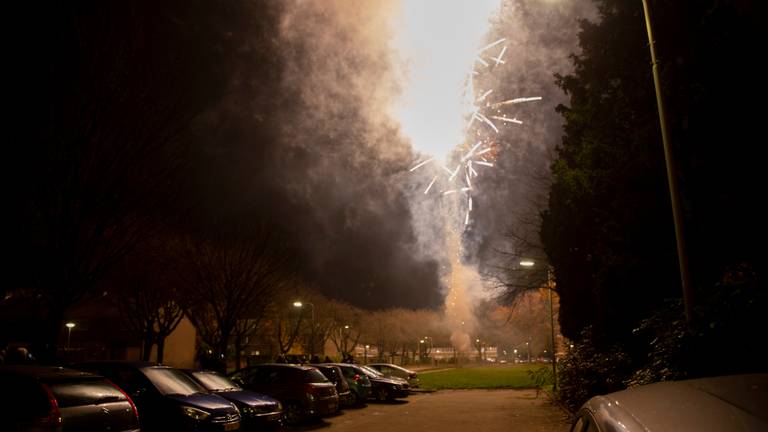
<box><xmin>376</xmin><ymin>387</ymin><xmax>389</xmax><ymax>402</ymax></box>
<box><xmin>283</xmin><ymin>402</ymin><xmax>303</xmax><ymax>425</ymax></box>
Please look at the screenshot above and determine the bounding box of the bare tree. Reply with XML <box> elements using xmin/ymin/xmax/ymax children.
<box><xmin>177</xmin><ymin>225</ymin><xmax>294</xmax><ymax>371</ymax></box>
<box><xmin>13</xmin><ymin>1</ymin><xmax>244</xmax><ymax>361</ymax></box>
<box><xmin>326</xmin><ymin>301</ymin><xmax>362</xmax><ymax>359</ymax></box>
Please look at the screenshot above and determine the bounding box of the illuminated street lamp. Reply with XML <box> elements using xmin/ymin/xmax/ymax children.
<box><xmin>364</xmin><ymin>345</ymin><xmax>370</xmax><ymax>364</ymax></box>
<box><xmin>293</xmin><ymin>301</ymin><xmax>316</xmax><ymax>355</ymax></box>
<box><xmin>520</xmin><ymin>260</ymin><xmax>558</xmax><ymax>390</ymax></box>
<box><xmin>65</xmin><ymin>322</ymin><xmax>76</xmax><ymax>350</ymax></box>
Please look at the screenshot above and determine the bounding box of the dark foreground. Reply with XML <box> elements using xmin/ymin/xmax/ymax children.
<box><xmin>291</xmin><ymin>389</ymin><xmax>571</xmax><ymax>432</ymax></box>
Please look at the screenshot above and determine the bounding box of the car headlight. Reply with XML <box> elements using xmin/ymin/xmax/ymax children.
<box><xmin>181</xmin><ymin>406</ymin><xmax>211</xmax><ymax>421</ymax></box>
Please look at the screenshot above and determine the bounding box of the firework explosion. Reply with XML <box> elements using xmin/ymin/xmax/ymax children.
<box><xmin>409</xmin><ymin>38</ymin><xmax>541</xmax><ymax>228</ymax></box>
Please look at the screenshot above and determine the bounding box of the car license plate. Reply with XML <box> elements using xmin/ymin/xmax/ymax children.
<box><xmin>224</xmin><ymin>420</ymin><xmax>240</xmax><ymax>431</ymax></box>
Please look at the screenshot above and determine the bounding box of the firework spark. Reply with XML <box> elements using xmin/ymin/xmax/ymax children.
<box><xmin>407</xmin><ymin>35</ymin><xmax>541</xmax><ymax>230</ymax></box>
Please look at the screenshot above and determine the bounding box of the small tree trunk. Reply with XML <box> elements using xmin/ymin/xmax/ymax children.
<box><xmin>156</xmin><ymin>336</ymin><xmax>166</xmax><ymax>363</ymax></box>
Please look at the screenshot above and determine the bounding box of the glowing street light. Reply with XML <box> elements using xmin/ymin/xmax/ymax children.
<box><xmin>293</xmin><ymin>301</ymin><xmax>316</xmax><ymax>356</ymax></box>
<box><xmin>520</xmin><ymin>260</ymin><xmax>558</xmax><ymax>390</ymax></box>
<box><xmin>65</xmin><ymin>322</ymin><xmax>76</xmax><ymax>350</ymax></box>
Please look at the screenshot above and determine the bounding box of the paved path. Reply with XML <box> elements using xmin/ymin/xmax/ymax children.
<box><xmin>291</xmin><ymin>389</ymin><xmax>571</xmax><ymax>432</ymax></box>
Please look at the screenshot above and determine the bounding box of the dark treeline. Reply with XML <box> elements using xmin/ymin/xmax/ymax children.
<box><xmin>6</xmin><ymin>0</ymin><xmax>284</xmax><ymax>361</ymax></box>
<box><xmin>540</xmin><ymin>0</ymin><xmax>766</xmax><ymax>410</ymax></box>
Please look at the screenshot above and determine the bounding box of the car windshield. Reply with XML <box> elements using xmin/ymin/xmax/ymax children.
<box><xmin>49</xmin><ymin>379</ymin><xmax>126</xmax><ymax>408</ymax></box>
<box><xmin>360</xmin><ymin>365</ymin><xmax>384</xmax><ymax>377</ymax></box>
<box><xmin>143</xmin><ymin>368</ymin><xmax>205</xmax><ymax>396</ymax></box>
<box><xmin>192</xmin><ymin>372</ymin><xmax>240</xmax><ymax>391</ymax></box>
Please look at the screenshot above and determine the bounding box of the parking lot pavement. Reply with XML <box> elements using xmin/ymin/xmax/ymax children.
<box><xmin>289</xmin><ymin>389</ymin><xmax>571</xmax><ymax>432</ymax></box>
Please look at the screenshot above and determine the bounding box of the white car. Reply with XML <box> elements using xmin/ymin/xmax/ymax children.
<box><xmin>571</xmin><ymin>373</ymin><xmax>768</xmax><ymax>432</ymax></box>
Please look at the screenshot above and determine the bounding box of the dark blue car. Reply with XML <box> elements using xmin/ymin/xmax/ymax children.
<box><xmin>74</xmin><ymin>361</ymin><xmax>241</xmax><ymax>431</ymax></box>
<box><xmin>182</xmin><ymin>369</ymin><xmax>283</xmax><ymax>431</ymax></box>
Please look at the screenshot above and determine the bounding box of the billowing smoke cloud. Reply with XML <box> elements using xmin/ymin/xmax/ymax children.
<box><xmin>192</xmin><ymin>0</ymin><xmax>593</xmax><ymax>313</ymax></box>
<box><xmin>261</xmin><ymin>0</ymin><xmax>442</xmax><ymax>309</ymax></box>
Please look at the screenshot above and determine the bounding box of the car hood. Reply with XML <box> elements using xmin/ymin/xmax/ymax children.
<box><xmin>587</xmin><ymin>373</ymin><xmax>768</xmax><ymax>432</ymax></box>
<box><xmin>217</xmin><ymin>390</ymin><xmax>280</xmax><ymax>407</ymax></box>
<box><xmin>167</xmin><ymin>392</ymin><xmax>238</xmax><ymax>413</ymax></box>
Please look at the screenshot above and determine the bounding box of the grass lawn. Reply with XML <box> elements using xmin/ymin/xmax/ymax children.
<box><xmin>419</xmin><ymin>364</ymin><xmax>541</xmax><ymax>390</ymax></box>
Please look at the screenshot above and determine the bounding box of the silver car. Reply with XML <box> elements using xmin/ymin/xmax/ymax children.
<box><xmin>571</xmin><ymin>373</ymin><xmax>768</xmax><ymax>432</ymax></box>
<box><xmin>366</xmin><ymin>363</ymin><xmax>420</xmax><ymax>388</ymax></box>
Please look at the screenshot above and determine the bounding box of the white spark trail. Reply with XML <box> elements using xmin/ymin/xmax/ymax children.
<box><xmin>475</xmin><ymin>147</ymin><xmax>492</xmax><ymax>156</ymax></box>
<box><xmin>477</xmin><ymin>89</ymin><xmax>493</xmax><ymax>102</ymax></box>
<box><xmin>474</xmin><ymin>112</ymin><xmax>499</xmax><ymax>133</ymax></box>
<box><xmin>492</xmin><ymin>45</ymin><xmax>507</xmax><ymax>65</ymax></box>
<box><xmin>491</xmin><ymin>116</ymin><xmax>523</xmax><ymax>124</ymax></box>
<box><xmin>409</xmin><ymin>157</ymin><xmax>434</xmax><ymax>172</ymax></box>
<box><xmin>462</xmin><ymin>141</ymin><xmax>483</xmax><ymax>161</ymax></box>
<box><xmin>474</xmin><ymin>160</ymin><xmax>494</xmax><ymax>167</ymax></box>
<box><xmin>475</xmin><ymin>56</ymin><xmax>489</xmax><ymax>67</ymax></box>
<box><xmin>448</xmin><ymin>164</ymin><xmax>461</xmax><ymax>181</ymax></box>
<box><xmin>492</xmin><ymin>96</ymin><xmax>543</xmax><ymax>106</ymax></box>
<box><xmin>465</xmin><ymin>173</ymin><xmax>472</xmax><ymax>188</ymax></box>
<box><xmin>443</xmin><ymin>189</ymin><xmax>458</xmax><ymax>196</ymax></box>
<box><xmin>480</xmin><ymin>38</ymin><xmax>506</xmax><ymax>53</ymax></box>
<box><xmin>469</xmin><ymin>196</ymin><xmax>473</xmax><ymax>211</ymax></box>
<box><xmin>424</xmin><ymin>176</ymin><xmax>437</xmax><ymax>194</ymax></box>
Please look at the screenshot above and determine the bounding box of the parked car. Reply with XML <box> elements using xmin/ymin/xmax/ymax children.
<box><xmin>181</xmin><ymin>369</ymin><xmax>283</xmax><ymax>431</ymax></box>
<box><xmin>311</xmin><ymin>364</ymin><xmax>354</xmax><ymax>408</ymax></box>
<box><xmin>74</xmin><ymin>361</ymin><xmax>241</xmax><ymax>431</ymax></box>
<box><xmin>570</xmin><ymin>373</ymin><xmax>768</xmax><ymax>432</ymax></box>
<box><xmin>367</xmin><ymin>363</ymin><xmax>420</xmax><ymax>388</ymax></box>
<box><xmin>324</xmin><ymin>363</ymin><xmax>371</xmax><ymax>406</ymax></box>
<box><xmin>0</xmin><ymin>365</ymin><xmax>140</xmax><ymax>432</ymax></box>
<box><xmin>331</xmin><ymin>363</ymin><xmax>408</xmax><ymax>402</ymax></box>
<box><xmin>228</xmin><ymin>364</ymin><xmax>338</xmax><ymax>425</ymax></box>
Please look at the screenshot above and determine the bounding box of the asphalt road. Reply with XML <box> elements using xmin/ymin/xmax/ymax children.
<box><xmin>290</xmin><ymin>389</ymin><xmax>572</xmax><ymax>432</ymax></box>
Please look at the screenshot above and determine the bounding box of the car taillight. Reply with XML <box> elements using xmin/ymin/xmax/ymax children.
<box><xmin>39</xmin><ymin>384</ymin><xmax>62</xmax><ymax>428</ymax></box>
<box><xmin>106</xmin><ymin>378</ymin><xmax>139</xmax><ymax>421</ymax></box>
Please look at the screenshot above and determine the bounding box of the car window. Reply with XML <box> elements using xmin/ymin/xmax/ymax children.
<box><xmin>572</xmin><ymin>412</ymin><xmax>601</xmax><ymax>432</ymax></box>
<box><xmin>143</xmin><ymin>368</ymin><xmax>205</xmax><ymax>396</ymax></box>
<box><xmin>570</xmin><ymin>416</ymin><xmax>585</xmax><ymax>432</ymax></box>
<box><xmin>304</xmin><ymin>369</ymin><xmax>329</xmax><ymax>383</ymax></box>
<box><xmin>192</xmin><ymin>372</ymin><xmax>239</xmax><ymax>391</ymax></box>
<box><xmin>48</xmin><ymin>379</ymin><xmax>126</xmax><ymax>408</ymax></box>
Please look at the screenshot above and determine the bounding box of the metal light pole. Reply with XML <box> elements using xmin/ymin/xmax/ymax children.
<box><xmin>547</xmin><ymin>267</ymin><xmax>558</xmax><ymax>391</ymax></box>
<box><xmin>641</xmin><ymin>0</ymin><xmax>693</xmax><ymax>326</ymax></box>
<box><xmin>293</xmin><ymin>301</ymin><xmax>316</xmax><ymax>356</ymax></box>
<box><xmin>65</xmin><ymin>322</ymin><xmax>76</xmax><ymax>350</ymax></box>
<box><xmin>520</xmin><ymin>260</ymin><xmax>558</xmax><ymax>389</ymax></box>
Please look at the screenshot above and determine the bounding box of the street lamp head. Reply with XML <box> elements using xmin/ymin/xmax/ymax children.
<box><xmin>66</xmin><ymin>322</ymin><xmax>76</xmax><ymax>329</ymax></box>
<box><xmin>293</xmin><ymin>301</ymin><xmax>303</xmax><ymax>308</ymax></box>
<box><xmin>420</xmin><ymin>340</ymin><xmax>425</xmax><ymax>344</ymax></box>
<box><xmin>365</xmin><ymin>345</ymin><xmax>370</xmax><ymax>349</ymax></box>
<box><xmin>520</xmin><ymin>259</ymin><xmax>535</xmax><ymax>267</ymax></box>
<box><xmin>344</xmin><ymin>325</ymin><xmax>349</xmax><ymax>329</ymax></box>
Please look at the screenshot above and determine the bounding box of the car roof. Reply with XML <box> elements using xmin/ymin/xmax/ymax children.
<box><xmin>0</xmin><ymin>365</ymin><xmax>103</xmax><ymax>381</ymax></box>
<box><xmin>76</xmin><ymin>360</ymin><xmax>168</xmax><ymax>369</ymax></box>
<box><xmin>584</xmin><ymin>373</ymin><xmax>768</xmax><ymax>432</ymax></box>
